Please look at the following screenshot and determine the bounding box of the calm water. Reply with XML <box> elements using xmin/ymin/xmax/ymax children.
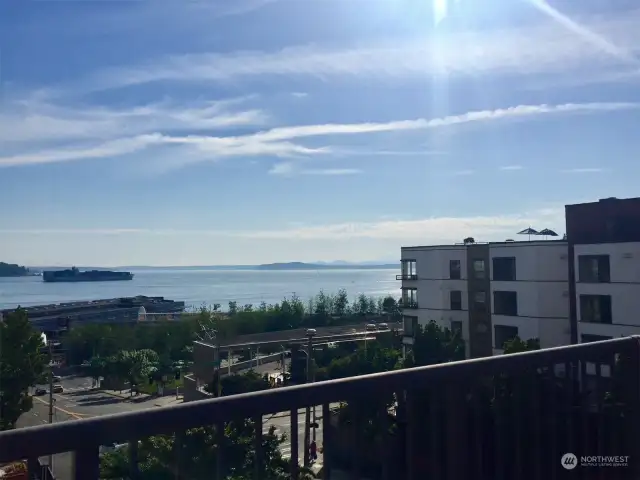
<box><xmin>0</xmin><ymin>268</ymin><xmax>400</xmax><ymax>310</ymax></box>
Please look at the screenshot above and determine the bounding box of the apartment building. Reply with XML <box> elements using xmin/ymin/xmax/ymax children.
<box><xmin>400</xmin><ymin>240</ymin><xmax>570</xmax><ymax>357</ymax></box>
<box><xmin>566</xmin><ymin>197</ymin><xmax>640</xmax><ymax>343</ymax></box>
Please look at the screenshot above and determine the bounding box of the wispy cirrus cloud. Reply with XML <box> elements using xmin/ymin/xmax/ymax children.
<box><xmin>0</xmin><ymin>206</ymin><xmax>565</xmax><ymax>242</ymax></box>
<box><xmin>269</xmin><ymin>162</ymin><xmax>361</xmax><ymax>176</ymax></box>
<box><xmin>52</xmin><ymin>8</ymin><xmax>640</xmax><ymax>96</ymax></box>
<box><xmin>2</xmin><ymin>102</ymin><xmax>638</xmax><ymax>168</ymax></box>
<box><xmin>499</xmin><ymin>165</ymin><xmax>524</xmax><ymax>171</ymax></box>
<box><xmin>1</xmin><ymin>96</ymin><xmax>266</xmax><ymax>145</ymax></box>
<box><xmin>560</xmin><ymin>167</ymin><xmax>607</xmax><ymax>173</ymax></box>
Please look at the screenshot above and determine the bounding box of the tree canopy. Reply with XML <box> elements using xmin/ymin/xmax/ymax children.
<box><xmin>0</xmin><ymin>308</ymin><xmax>46</xmax><ymax>430</ymax></box>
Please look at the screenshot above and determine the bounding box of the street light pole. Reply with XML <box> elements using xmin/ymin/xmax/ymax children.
<box><xmin>303</xmin><ymin>331</ymin><xmax>315</xmax><ymax>467</ymax></box>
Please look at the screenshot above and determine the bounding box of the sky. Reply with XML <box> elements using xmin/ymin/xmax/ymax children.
<box><xmin>2</xmin><ymin>0</ymin><xmax>640</xmax><ymax>266</ymax></box>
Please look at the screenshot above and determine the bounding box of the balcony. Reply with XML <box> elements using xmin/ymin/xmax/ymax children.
<box><xmin>1</xmin><ymin>338</ymin><xmax>639</xmax><ymax>480</ymax></box>
<box><xmin>396</xmin><ymin>274</ymin><xmax>418</xmax><ymax>281</ymax></box>
<box><xmin>399</xmin><ymin>300</ymin><xmax>419</xmax><ymax>309</ymax></box>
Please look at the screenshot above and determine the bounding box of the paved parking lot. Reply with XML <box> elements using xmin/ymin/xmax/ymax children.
<box><xmin>19</xmin><ymin>376</ymin><xmax>181</xmax><ymax>479</ymax></box>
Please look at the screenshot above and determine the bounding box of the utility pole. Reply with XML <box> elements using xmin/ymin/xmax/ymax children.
<box><xmin>48</xmin><ymin>340</ymin><xmax>54</xmax><ymax>472</ymax></box>
<box><xmin>303</xmin><ymin>331</ymin><xmax>315</xmax><ymax>467</ymax></box>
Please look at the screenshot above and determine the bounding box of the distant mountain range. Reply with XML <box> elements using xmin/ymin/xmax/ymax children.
<box><xmin>31</xmin><ymin>261</ymin><xmax>398</xmax><ymax>271</ymax></box>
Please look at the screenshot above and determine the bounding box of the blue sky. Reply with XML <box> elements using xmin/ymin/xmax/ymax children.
<box><xmin>2</xmin><ymin>0</ymin><xmax>640</xmax><ymax>266</ymax></box>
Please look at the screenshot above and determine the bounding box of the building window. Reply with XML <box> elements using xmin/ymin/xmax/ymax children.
<box><xmin>473</xmin><ymin>260</ymin><xmax>485</xmax><ymax>279</ymax></box>
<box><xmin>449</xmin><ymin>260</ymin><xmax>461</xmax><ymax>279</ymax></box>
<box><xmin>492</xmin><ymin>257</ymin><xmax>516</xmax><ymax>281</ymax></box>
<box><xmin>400</xmin><ymin>259</ymin><xmax>417</xmax><ymax>280</ymax></box>
<box><xmin>493</xmin><ymin>291</ymin><xmax>518</xmax><ymax>316</ymax></box>
<box><xmin>473</xmin><ymin>291</ymin><xmax>486</xmax><ymax>311</ymax></box>
<box><xmin>581</xmin><ymin>334</ymin><xmax>612</xmax><ymax>343</ymax></box>
<box><xmin>401</xmin><ymin>288</ymin><xmax>418</xmax><ymax>308</ymax></box>
<box><xmin>450</xmin><ymin>290</ymin><xmax>462</xmax><ymax>310</ymax></box>
<box><xmin>403</xmin><ymin>316</ymin><xmax>418</xmax><ymax>336</ymax></box>
<box><xmin>580</xmin><ymin>295</ymin><xmax>612</xmax><ymax>324</ymax></box>
<box><xmin>451</xmin><ymin>321</ymin><xmax>462</xmax><ymax>334</ymax></box>
<box><xmin>578</xmin><ymin>255</ymin><xmax>610</xmax><ymax>283</ymax></box>
<box><xmin>494</xmin><ymin>325</ymin><xmax>519</xmax><ymax>349</ymax></box>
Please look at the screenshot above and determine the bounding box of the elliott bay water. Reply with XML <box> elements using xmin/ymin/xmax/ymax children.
<box><xmin>0</xmin><ymin>268</ymin><xmax>400</xmax><ymax>310</ymax></box>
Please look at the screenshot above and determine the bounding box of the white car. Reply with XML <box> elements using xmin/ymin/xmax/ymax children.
<box><xmin>378</xmin><ymin>323</ymin><xmax>389</xmax><ymax>330</ymax></box>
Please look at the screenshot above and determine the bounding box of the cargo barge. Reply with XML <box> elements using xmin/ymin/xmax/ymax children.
<box><xmin>43</xmin><ymin>267</ymin><xmax>133</xmax><ymax>283</ymax></box>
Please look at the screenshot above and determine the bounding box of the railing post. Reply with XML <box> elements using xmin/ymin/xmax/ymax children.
<box><xmin>626</xmin><ymin>338</ymin><xmax>640</xmax><ymax>478</ymax></box>
<box><xmin>72</xmin><ymin>445</ymin><xmax>100</xmax><ymax>480</ymax></box>
<box><xmin>173</xmin><ymin>430</ymin><xmax>184</xmax><ymax>480</ymax></box>
<box><xmin>445</xmin><ymin>384</ymin><xmax>468</xmax><ymax>480</ymax></box>
<box><xmin>215</xmin><ymin>421</ymin><xmax>224</xmax><ymax>480</ymax></box>
<box><xmin>129</xmin><ymin>438</ymin><xmax>139</xmax><ymax>480</ymax></box>
<box><xmin>253</xmin><ymin>415</ymin><xmax>263</xmax><ymax>480</ymax></box>
<box><xmin>290</xmin><ymin>408</ymin><xmax>299</xmax><ymax>480</ymax></box>
<box><xmin>404</xmin><ymin>390</ymin><xmax>414</xmax><ymax>480</ymax></box>
<box><xmin>27</xmin><ymin>457</ymin><xmax>39</xmax><ymax>480</ymax></box>
<box><xmin>322</xmin><ymin>403</ymin><xmax>331</xmax><ymax>480</ymax></box>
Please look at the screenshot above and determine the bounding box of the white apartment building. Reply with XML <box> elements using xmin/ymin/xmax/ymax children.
<box><xmin>574</xmin><ymin>242</ymin><xmax>640</xmax><ymax>342</ymax></box>
<box><xmin>565</xmin><ymin>197</ymin><xmax>640</xmax><ymax>345</ymax></box>
<box><xmin>489</xmin><ymin>241</ymin><xmax>570</xmax><ymax>354</ymax></box>
<box><xmin>399</xmin><ymin>245</ymin><xmax>469</xmax><ymax>355</ymax></box>
<box><xmin>400</xmin><ymin>240</ymin><xmax>570</xmax><ymax>358</ymax></box>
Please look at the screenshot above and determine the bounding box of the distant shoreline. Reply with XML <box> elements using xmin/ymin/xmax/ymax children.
<box><xmin>30</xmin><ymin>262</ymin><xmax>398</xmax><ymax>272</ymax></box>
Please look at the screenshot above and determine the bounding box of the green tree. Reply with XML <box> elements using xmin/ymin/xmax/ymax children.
<box><xmin>403</xmin><ymin>321</ymin><xmax>465</xmax><ymax>368</ymax></box>
<box><xmin>0</xmin><ymin>309</ymin><xmax>47</xmax><ymax>430</ymax></box>
<box><xmin>333</xmin><ymin>289</ymin><xmax>349</xmax><ymax>317</ymax></box>
<box><xmin>503</xmin><ymin>336</ymin><xmax>540</xmax><ymax>354</ymax></box>
<box><xmin>314</xmin><ymin>290</ymin><xmax>332</xmax><ymax>318</ymax></box>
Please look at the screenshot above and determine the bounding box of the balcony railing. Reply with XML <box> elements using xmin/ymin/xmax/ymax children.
<box><xmin>399</xmin><ymin>300</ymin><xmax>419</xmax><ymax>309</ymax></box>
<box><xmin>396</xmin><ymin>274</ymin><xmax>418</xmax><ymax>281</ymax></box>
<box><xmin>1</xmin><ymin>338</ymin><xmax>640</xmax><ymax>480</ymax></box>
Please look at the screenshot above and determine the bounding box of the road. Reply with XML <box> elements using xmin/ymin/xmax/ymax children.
<box><xmin>18</xmin><ymin>376</ymin><xmax>181</xmax><ymax>480</ymax></box>
<box><xmin>19</xmin><ymin>373</ymin><xmax>334</xmax><ymax>478</ymax></box>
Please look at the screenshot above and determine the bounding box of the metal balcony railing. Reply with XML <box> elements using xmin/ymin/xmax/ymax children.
<box><xmin>396</xmin><ymin>274</ymin><xmax>418</xmax><ymax>281</ymax></box>
<box><xmin>399</xmin><ymin>300</ymin><xmax>419</xmax><ymax>309</ymax></box>
<box><xmin>1</xmin><ymin>338</ymin><xmax>640</xmax><ymax>480</ymax></box>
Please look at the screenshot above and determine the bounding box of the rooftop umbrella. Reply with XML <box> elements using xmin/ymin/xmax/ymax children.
<box><xmin>517</xmin><ymin>227</ymin><xmax>539</xmax><ymax>241</ymax></box>
<box><xmin>537</xmin><ymin>228</ymin><xmax>559</xmax><ymax>240</ymax></box>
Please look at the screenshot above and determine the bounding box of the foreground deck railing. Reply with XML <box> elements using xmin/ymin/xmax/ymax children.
<box><xmin>2</xmin><ymin>338</ymin><xmax>640</xmax><ymax>479</ymax></box>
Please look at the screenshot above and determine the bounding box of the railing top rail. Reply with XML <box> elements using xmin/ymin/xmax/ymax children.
<box><xmin>1</xmin><ymin>337</ymin><xmax>637</xmax><ymax>462</ymax></box>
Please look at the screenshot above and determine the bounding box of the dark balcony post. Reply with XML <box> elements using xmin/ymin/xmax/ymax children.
<box><xmin>27</xmin><ymin>457</ymin><xmax>39</xmax><ymax>480</ymax></box>
<box><xmin>626</xmin><ymin>338</ymin><xmax>640</xmax><ymax>478</ymax></box>
<box><xmin>172</xmin><ymin>430</ymin><xmax>184</xmax><ymax>480</ymax></box>
<box><xmin>253</xmin><ymin>415</ymin><xmax>263</xmax><ymax>480</ymax></box>
<box><xmin>290</xmin><ymin>408</ymin><xmax>299</xmax><ymax>479</ymax></box>
<box><xmin>404</xmin><ymin>390</ymin><xmax>415</xmax><ymax>480</ymax></box>
<box><xmin>322</xmin><ymin>403</ymin><xmax>331</xmax><ymax>480</ymax></box>
<box><xmin>72</xmin><ymin>445</ymin><xmax>100</xmax><ymax>480</ymax></box>
<box><xmin>351</xmin><ymin>403</ymin><xmax>362</xmax><ymax>480</ymax></box>
<box><xmin>215</xmin><ymin>421</ymin><xmax>224</xmax><ymax>480</ymax></box>
<box><xmin>445</xmin><ymin>384</ymin><xmax>468</xmax><ymax>480</ymax></box>
<box><xmin>379</xmin><ymin>401</ymin><xmax>390</xmax><ymax>480</ymax></box>
<box><xmin>129</xmin><ymin>438</ymin><xmax>139</xmax><ymax>480</ymax></box>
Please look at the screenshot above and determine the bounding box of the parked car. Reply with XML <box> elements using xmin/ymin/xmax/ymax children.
<box><xmin>52</xmin><ymin>385</ymin><xmax>63</xmax><ymax>393</ymax></box>
<box><xmin>34</xmin><ymin>388</ymin><xmax>46</xmax><ymax>396</ymax></box>
<box><xmin>52</xmin><ymin>375</ymin><xmax>62</xmax><ymax>383</ymax></box>
<box><xmin>365</xmin><ymin>323</ymin><xmax>377</xmax><ymax>331</ymax></box>
<box><xmin>378</xmin><ymin>323</ymin><xmax>389</xmax><ymax>330</ymax></box>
